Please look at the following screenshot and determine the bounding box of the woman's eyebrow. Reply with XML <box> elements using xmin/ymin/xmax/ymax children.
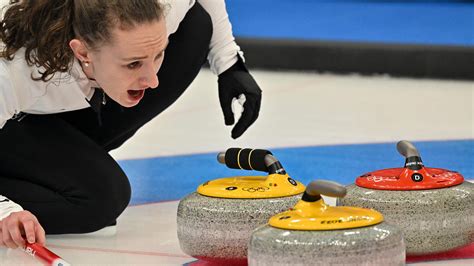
<box><xmin>121</xmin><ymin>40</ymin><xmax>169</xmax><ymax>61</ymax></box>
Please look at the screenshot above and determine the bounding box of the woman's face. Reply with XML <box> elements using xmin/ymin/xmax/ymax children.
<box><xmin>74</xmin><ymin>19</ymin><xmax>168</xmax><ymax>107</ymax></box>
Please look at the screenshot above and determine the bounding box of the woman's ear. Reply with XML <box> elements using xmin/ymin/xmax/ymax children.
<box><xmin>69</xmin><ymin>39</ymin><xmax>91</xmax><ymax>63</ymax></box>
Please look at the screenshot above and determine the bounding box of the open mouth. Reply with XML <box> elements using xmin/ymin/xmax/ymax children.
<box><xmin>127</xmin><ymin>89</ymin><xmax>145</xmax><ymax>101</ymax></box>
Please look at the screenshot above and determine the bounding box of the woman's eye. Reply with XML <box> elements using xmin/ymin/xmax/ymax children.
<box><xmin>155</xmin><ymin>52</ymin><xmax>164</xmax><ymax>61</ymax></box>
<box><xmin>127</xmin><ymin>62</ymin><xmax>141</xmax><ymax>69</ymax></box>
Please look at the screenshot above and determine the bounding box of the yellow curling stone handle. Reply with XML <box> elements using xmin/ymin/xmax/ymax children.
<box><xmin>269</xmin><ymin>180</ymin><xmax>384</xmax><ymax>230</ymax></box>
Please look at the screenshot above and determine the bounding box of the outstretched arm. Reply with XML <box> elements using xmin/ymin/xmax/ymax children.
<box><xmin>197</xmin><ymin>0</ymin><xmax>262</xmax><ymax>139</ymax></box>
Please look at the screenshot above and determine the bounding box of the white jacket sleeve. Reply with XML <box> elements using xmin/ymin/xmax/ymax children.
<box><xmin>197</xmin><ymin>0</ymin><xmax>242</xmax><ymax>75</ymax></box>
<box><xmin>0</xmin><ymin>62</ymin><xmax>19</xmax><ymax>129</ymax></box>
<box><xmin>0</xmin><ymin>195</ymin><xmax>23</xmax><ymax>221</ymax></box>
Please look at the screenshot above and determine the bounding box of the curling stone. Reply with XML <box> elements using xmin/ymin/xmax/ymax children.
<box><xmin>338</xmin><ymin>140</ymin><xmax>474</xmax><ymax>255</ymax></box>
<box><xmin>248</xmin><ymin>180</ymin><xmax>406</xmax><ymax>266</ymax></box>
<box><xmin>177</xmin><ymin>148</ymin><xmax>305</xmax><ymax>264</ymax></box>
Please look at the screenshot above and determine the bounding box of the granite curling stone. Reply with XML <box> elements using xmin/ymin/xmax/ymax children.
<box><xmin>248</xmin><ymin>180</ymin><xmax>406</xmax><ymax>266</ymax></box>
<box><xmin>177</xmin><ymin>148</ymin><xmax>305</xmax><ymax>264</ymax></box>
<box><xmin>338</xmin><ymin>140</ymin><xmax>474</xmax><ymax>255</ymax></box>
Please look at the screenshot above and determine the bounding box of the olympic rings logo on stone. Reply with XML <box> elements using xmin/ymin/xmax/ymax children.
<box><xmin>242</xmin><ymin>186</ymin><xmax>270</xmax><ymax>193</ymax></box>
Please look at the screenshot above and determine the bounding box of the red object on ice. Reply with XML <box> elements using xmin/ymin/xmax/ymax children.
<box><xmin>23</xmin><ymin>243</ymin><xmax>70</xmax><ymax>266</ymax></box>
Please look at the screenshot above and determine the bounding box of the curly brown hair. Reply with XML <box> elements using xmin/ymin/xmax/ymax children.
<box><xmin>0</xmin><ymin>0</ymin><xmax>164</xmax><ymax>81</ymax></box>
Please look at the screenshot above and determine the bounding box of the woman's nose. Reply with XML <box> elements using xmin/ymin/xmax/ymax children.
<box><xmin>139</xmin><ymin>66</ymin><xmax>159</xmax><ymax>89</ymax></box>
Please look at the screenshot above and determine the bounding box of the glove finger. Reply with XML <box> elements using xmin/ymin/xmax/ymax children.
<box><xmin>251</xmin><ymin>93</ymin><xmax>262</xmax><ymax>123</ymax></box>
<box><xmin>218</xmin><ymin>88</ymin><xmax>235</xmax><ymax>125</ymax></box>
<box><xmin>231</xmin><ymin>95</ymin><xmax>258</xmax><ymax>139</ymax></box>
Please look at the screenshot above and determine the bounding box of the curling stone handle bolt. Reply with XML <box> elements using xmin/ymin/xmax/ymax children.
<box><xmin>302</xmin><ymin>180</ymin><xmax>347</xmax><ymax>202</ymax></box>
<box><xmin>396</xmin><ymin>140</ymin><xmax>424</xmax><ymax>170</ymax></box>
<box><xmin>217</xmin><ymin>148</ymin><xmax>286</xmax><ymax>174</ymax></box>
<box><xmin>217</xmin><ymin>152</ymin><xmax>226</xmax><ymax>164</ymax></box>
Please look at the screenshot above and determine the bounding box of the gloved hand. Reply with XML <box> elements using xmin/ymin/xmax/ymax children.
<box><xmin>218</xmin><ymin>56</ymin><xmax>262</xmax><ymax>139</ymax></box>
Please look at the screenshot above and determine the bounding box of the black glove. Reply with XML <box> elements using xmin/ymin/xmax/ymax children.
<box><xmin>218</xmin><ymin>55</ymin><xmax>262</xmax><ymax>139</ymax></box>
